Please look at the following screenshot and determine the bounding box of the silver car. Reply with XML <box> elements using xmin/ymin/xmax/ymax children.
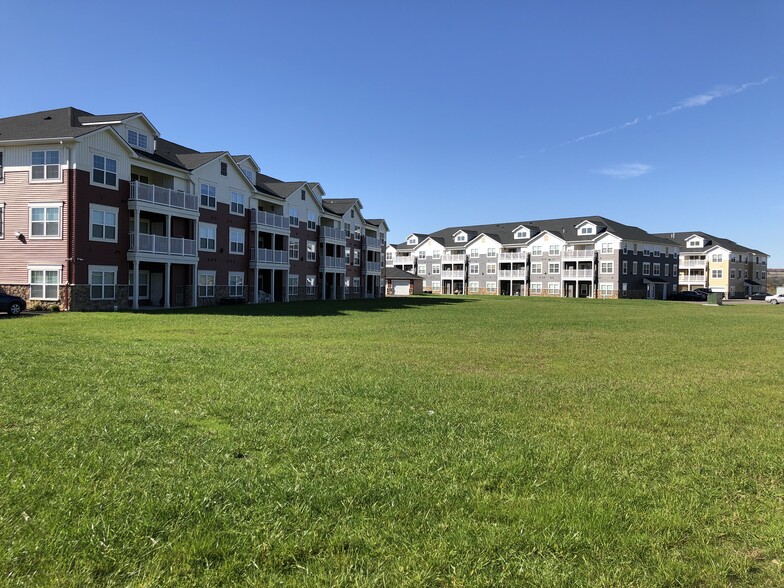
<box><xmin>765</xmin><ymin>293</ymin><xmax>784</xmax><ymax>305</ymax></box>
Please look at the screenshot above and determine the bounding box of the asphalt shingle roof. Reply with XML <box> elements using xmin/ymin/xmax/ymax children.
<box><xmin>654</xmin><ymin>231</ymin><xmax>767</xmax><ymax>256</ymax></box>
<box><xmin>322</xmin><ymin>198</ymin><xmax>358</xmax><ymax>216</ymax></box>
<box><xmin>0</xmin><ymin>107</ymin><xmax>100</xmax><ymax>141</ymax></box>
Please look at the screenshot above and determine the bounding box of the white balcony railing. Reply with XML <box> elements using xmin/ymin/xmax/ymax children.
<box><xmin>563</xmin><ymin>249</ymin><xmax>595</xmax><ymax>259</ymax></box>
<box><xmin>499</xmin><ymin>252</ymin><xmax>526</xmax><ymax>261</ymax></box>
<box><xmin>443</xmin><ymin>253</ymin><xmax>466</xmax><ymax>263</ymax></box>
<box><xmin>130</xmin><ymin>181</ymin><xmax>198</xmax><ymax>212</ymax></box>
<box><xmin>562</xmin><ymin>269</ymin><xmax>593</xmax><ymax>279</ymax></box>
<box><xmin>498</xmin><ymin>269</ymin><xmax>526</xmax><ymax>278</ymax></box>
<box><xmin>129</xmin><ymin>233</ymin><xmax>196</xmax><ymax>257</ymax></box>
<box><xmin>250</xmin><ymin>248</ymin><xmax>288</xmax><ymax>265</ymax></box>
<box><xmin>681</xmin><ymin>259</ymin><xmax>706</xmax><ymax>268</ymax></box>
<box><xmin>250</xmin><ymin>209</ymin><xmax>288</xmax><ymax>231</ymax></box>
<box><xmin>320</xmin><ymin>256</ymin><xmax>346</xmax><ymax>270</ymax></box>
<box><xmin>680</xmin><ymin>275</ymin><xmax>707</xmax><ymax>284</ymax></box>
<box><xmin>320</xmin><ymin>226</ymin><xmax>346</xmax><ymax>242</ymax></box>
<box><xmin>441</xmin><ymin>270</ymin><xmax>465</xmax><ymax>279</ymax></box>
<box><xmin>392</xmin><ymin>255</ymin><xmax>414</xmax><ymax>265</ymax></box>
<box><xmin>363</xmin><ymin>236</ymin><xmax>382</xmax><ymax>250</ymax></box>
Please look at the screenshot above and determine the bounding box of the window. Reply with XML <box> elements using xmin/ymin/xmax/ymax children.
<box><xmin>531</xmin><ymin>246</ymin><xmax>542</xmax><ymax>256</ymax></box>
<box><xmin>289</xmin><ymin>206</ymin><xmax>299</xmax><ymax>227</ymax></box>
<box><xmin>130</xmin><ymin>172</ymin><xmax>149</xmax><ymax>184</ymax></box>
<box><xmin>345</xmin><ymin>248</ymin><xmax>351</xmax><ymax>264</ymax></box>
<box><xmin>530</xmin><ymin>283</ymin><xmax>542</xmax><ymax>294</ymax></box>
<box><xmin>306</xmin><ymin>275</ymin><xmax>317</xmax><ymax>295</ymax></box>
<box><xmin>486</xmin><ymin>282</ymin><xmax>497</xmax><ymax>293</ymax></box>
<box><xmin>761</xmin><ymin>271</ymin><xmax>766</xmax><ymax>280</ymax></box>
<box><xmin>29</xmin><ymin>267</ymin><xmax>59</xmax><ymax>300</ymax></box>
<box><xmin>432</xmin><ymin>264</ymin><xmax>440</xmax><ymax>275</ymax></box>
<box><xmin>514</xmin><ymin>229</ymin><xmax>527</xmax><ymax>239</ymax></box>
<box><xmin>418</xmin><ymin>264</ymin><xmax>427</xmax><ymax>275</ymax></box>
<box><xmin>229</xmin><ymin>228</ymin><xmax>245</xmax><ymax>254</ymax></box>
<box><xmin>307</xmin><ymin>213</ymin><xmax>317</xmax><ymax>231</ymax></box>
<box><xmin>199</xmin><ymin>223</ymin><xmax>217</xmax><ymax>251</ymax></box>
<box><xmin>89</xmin><ymin>266</ymin><xmax>117</xmax><ymax>300</ymax></box>
<box><xmin>407</xmin><ymin>236</ymin><xmax>418</xmax><ymax>245</ymax></box>
<box><xmin>470</xmin><ymin>248</ymin><xmax>479</xmax><ymax>258</ymax></box>
<box><xmin>242</xmin><ymin>168</ymin><xmax>254</xmax><ymax>183</ymax></box>
<box><xmin>468</xmin><ymin>281</ymin><xmax>479</xmax><ymax>293</ymax></box>
<box><xmin>289</xmin><ymin>239</ymin><xmax>299</xmax><ymax>260</ymax></box>
<box><xmin>350</xmin><ymin>209</ymin><xmax>355</xmax><ymax>218</ymax></box>
<box><xmin>198</xmin><ymin>271</ymin><xmax>215</xmax><ymax>298</ymax></box>
<box><xmin>300</xmin><ymin>189</ymin><xmax>306</xmax><ymax>201</ymax></box>
<box><xmin>548</xmin><ymin>262</ymin><xmax>560</xmax><ymax>274</ymax></box>
<box><xmin>653</xmin><ymin>263</ymin><xmax>661</xmax><ymax>276</ymax></box>
<box><xmin>547</xmin><ymin>282</ymin><xmax>560</xmax><ymax>295</ymax></box>
<box><xmin>688</xmin><ymin>239</ymin><xmax>701</xmax><ymax>247</ymax></box>
<box><xmin>487</xmin><ymin>247</ymin><xmax>497</xmax><ymax>258</ymax></box>
<box><xmin>127</xmin><ymin>129</ymin><xmax>149</xmax><ymax>149</ymax></box>
<box><xmin>549</xmin><ymin>245</ymin><xmax>560</xmax><ymax>255</ymax></box>
<box><xmin>580</xmin><ymin>226</ymin><xmax>593</xmax><ymax>235</ymax></box>
<box><xmin>469</xmin><ymin>264</ymin><xmax>479</xmax><ymax>275</ymax></box>
<box><xmin>711</xmin><ymin>253</ymin><xmax>723</xmax><ymax>263</ymax></box>
<box><xmin>353</xmin><ymin>277</ymin><xmax>361</xmax><ymax>294</ymax></box>
<box><xmin>0</xmin><ymin>151</ymin><xmax>4</xmax><ymax>181</ymax></box>
<box><xmin>455</xmin><ymin>234</ymin><xmax>467</xmax><ymax>242</ymax></box>
<box><xmin>228</xmin><ymin>272</ymin><xmax>244</xmax><ymax>297</ymax></box>
<box><xmin>600</xmin><ymin>283</ymin><xmax>613</xmax><ymax>297</ymax></box>
<box><xmin>622</xmin><ymin>261</ymin><xmax>628</xmax><ymax>275</ymax></box>
<box><xmin>664</xmin><ymin>264</ymin><xmax>670</xmax><ymax>277</ymax></box>
<box><xmin>92</xmin><ymin>155</ymin><xmax>118</xmax><ymax>187</ymax></box>
<box><xmin>386</xmin><ymin>251</ymin><xmax>393</xmax><ymax>261</ymax></box>
<box><xmin>432</xmin><ymin>281</ymin><xmax>441</xmax><ymax>292</ymax></box>
<box><xmin>344</xmin><ymin>222</ymin><xmax>351</xmax><ymax>235</ymax></box>
<box><xmin>632</xmin><ymin>261</ymin><xmax>638</xmax><ymax>273</ymax></box>
<box><xmin>601</xmin><ymin>242</ymin><xmax>614</xmax><ymax>254</ymax></box>
<box><xmin>29</xmin><ymin>204</ymin><xmax>61</xmax><ymax>238</ymax></box>
<box><xmin>418</xmin><ymin>251</ymin><xmax>426</xmax><ymax>259</ymax></box>
<box><xmin>622</xmin><ymin>242</ymin><xmax>628</xmax><ymax>254</ymax></box>
<box><xmin>486</xmin><ymin>263</ymin><xmax>496</xmax><ymax>274</ymax></box>
<box><xmin>531</xmin><ymin>262</ymin><xmax>542</xmax><ymax>274</ymax></box>
<box><xmin>433</xmin><ymin>250</ymin><xmax>441</xmax><ymax>259</ymax></box>
<box><xmin>31</xmin><ymin>150</ymin><xmax>59</xmax><ymax>180</ymax></box>
<box><xmin>288</xmin><ymin>275</ymin><xmax>299</xmax><ymax>296</ymax></box>
<box><xmin>230</xmin><ymin>191</ymin><xmax>245</xmax><ymax>215</ymax></box>
<box><xmin>306</xmin><ymin>241</ymin><xmax>316</xmax><ymax>262</ymax></box>
<box><xmin>642</xmin><ymin>262</ymin><xmax>650</xmax><ymax>275</ymax></box>
<box><xmin>353</xmin><ymin>250</ymin><xmax>360</xmax><ymax>266</ymax></box>
<box><xmin>712</xmin><ymin>269</ymin><xmax>723</xmax><ymax>279</ymax></box>
<box><xmin>600</xmin><ymin>262</ymin><xmax>613</xmax><ymax>274</ymax></box>
<box><xmin>200</xmin><ymin>183</ymin><xmax>216</xmax><ymax>208</ymax></box>
<box><xmin>128</xmin><ymin>270</ymin><xmax>149</xmax><ymax>299</ymax></box>
<box><xmin>220</xmin><ymin>162</ymin><xmax>228</xmax><ymax>176</ymax></box>
<box><xmin>90</xmin><ymin>205</ymin><xmax>118</xmax><ymax>242</ymax></box>
<box><xmin>354</xmin><ymin>226</ymin><xmax>361</xmax><ymax>241</ymax></box>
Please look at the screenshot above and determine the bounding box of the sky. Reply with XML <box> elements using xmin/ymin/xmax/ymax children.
<box><xmin>3</xmin><ymin>1</ymin><xmax>782</xmax><ymax>263</ymax></box>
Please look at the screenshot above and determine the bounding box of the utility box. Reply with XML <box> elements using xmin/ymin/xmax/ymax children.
<box><xmin>707</xmin><ymin>292</ymin><xmax>724</xmax><ymax>305</ymax></box>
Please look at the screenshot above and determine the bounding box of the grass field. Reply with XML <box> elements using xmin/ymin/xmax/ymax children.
<box><xmin>1</xmin><ymin>296</ymin><xmax>783</xmax><ymax>586</ymax></box>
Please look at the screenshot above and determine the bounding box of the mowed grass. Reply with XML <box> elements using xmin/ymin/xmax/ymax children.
<box><xmin>1</xmin><ymin>296</ymin><xmax>784</xmax><ymax>587</ymax></box>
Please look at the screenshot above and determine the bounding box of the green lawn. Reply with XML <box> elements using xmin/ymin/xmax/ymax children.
<box><xmin>1</xmin><ymin>296</ymin><xmax>783</xmax><ymax>586</ymax></box>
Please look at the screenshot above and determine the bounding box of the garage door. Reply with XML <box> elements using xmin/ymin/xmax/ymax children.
<box><xmin>394</xmin><ymin>282</ymin><xmax>410</xmax><ymax>296</ymax></box>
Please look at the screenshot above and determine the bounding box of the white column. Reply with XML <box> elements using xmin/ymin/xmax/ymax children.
<box><xmin>192</xmin><ymin>264</ymin><xmax>198</xmax><ymax>307</ymax></box>
<box><xmin>164</xmin><ymin>262</ymin><xmax>171</xmax><ymax>308</ymax></box>
<box><xmin>285</xmin><ymin>270</ymin><xmax>290</xmax><ymax>302</ymax></box>
<box><xmin>132</xmin><ymin>211</ymin><xmax>140</xmax><ymax>310</ymax></box>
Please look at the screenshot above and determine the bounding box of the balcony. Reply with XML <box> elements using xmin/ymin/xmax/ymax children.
<box><xmin>680</xmin><ymin>274</ymin><xmax>706</xmax><ymax>284</ymax></box>
<box><xmin>441</xmin><ymin>270</ymin><xmax>465</xmax><ymax>279</ymax></box>
<box><xmin>250</xmin><ymin>209</ymin><xmax>288</xmax><ymax>232</ymax></box>
<box><xmin>320</xmin><ymin>256</ymin><xmax>346</xmax><ymax>271</ymax></box>
<box><xmin>320</xmin><ymin>226</ymin><xmax>346</xmax><ymax>244</ymax></box>
<box><xmin>391</xmin><ymin>255</ymin><xmax>415</xmax><ymax>266</ymax></box>
<box><xmin>498</xmin><ymin>269</ymin><xmax>526</xmax><ymax>279</ymax></box>
<box><xmin>499</xmin><ymin>252</ymin><xmax>526</xmax><ymax>261</ymax></box>
<box><xmin>363</xmin><ymin>261</ymin><xmax>382</xmax><ymax>274</ymax></box>
<box><xmin>362</xmin><ymin>236</ymin><xmax>382</xmax><ymax>251</ymax></box>
<box><xmin>130</xmin><ymin>181</ymin><xmax>198</xmax><ymax>213</ymax></box>
<box><xmin>563</xmin><ymin>248</ymin><xmax>595</xmax><ymax>260</ymax></box>
<box><xmin>681</xmin><ymin>259</ymin><xmax>706</xmax><ymax>268</ymax></box>
<box><xmin>562</xmin><ymin>269</ymin><xmax>593</xmax><ymax>279</ymax></box>
<box><xmin>443</xmin><ymin>253</ymin><xmax>466</xmax><ymax>263</ymax></box>
<box><xmin>129</xmin><ymin>233</ymin><xmax>196</xmax><ymax>257</ymax></box>
<box><xmin>250</xmin><ymin>248</ymin><xmax>288</xmax><ymax>266</ymax></box>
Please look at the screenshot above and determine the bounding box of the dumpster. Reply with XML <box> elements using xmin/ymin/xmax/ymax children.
<box><xmin>707</xmin><ymin>292</ymin><xmax>724</xmax><ymax>305</ymax></box>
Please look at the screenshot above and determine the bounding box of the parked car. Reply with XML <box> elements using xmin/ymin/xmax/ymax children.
<box><xmin>747</xmin><ymin>291</ymin><xmax>771</xmax><ymax>300</ymax></box>
<box><xmin>0</xmin><ymin>293</ymin><xmax>26</xmax><ymax>316</ymax></box>
<box><xmin>693</xmin><ymin>288</ymin><xmax>712</xmax><ymax>296</ymax></box>
<box><xmin>671</xmin><ymin>290</ymin><xmax>708</xmax><ymax>302</ymax></box>
<box><xmin>765</xmin><ymin>293</ymin><xmax>784</xmax><ymax>305</ymax></box>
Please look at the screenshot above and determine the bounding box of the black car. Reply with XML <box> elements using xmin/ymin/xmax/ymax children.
<box><xmin>747</xmin><ymin>291</ymin><xmax>771</xmax><ymax>301</ymax></box>
<box><xmin>0</xmin><ymin>293</ymin><xmax>26</xmax><ymax>316</ymax></box>
<box><xmin>670</xmin><ymin>290</ymin><xmax>708</xmax><ymax>302</ymax></box>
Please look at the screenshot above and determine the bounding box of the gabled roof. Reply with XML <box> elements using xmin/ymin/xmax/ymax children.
<box><xmin>655</xmin><ymin>231</ymin><xmax>767</xmax><ymax>256</ymax></box>
<box><xmin>322</xmin><ymin>198</ymin><xmax>361</xmax><ymax>216</ymax></box>
<box><xmin>385</xmin><ymin>267</ymin><xmax>423</xmax><ymax>280</ymax></box>
<box><xmin>0</xmin><ymin>107</ymin><xmax>102</xmax><ymax>141</ymax></box>
<box><xmin>78</xmin><ymin>112</ymin><xmax>141</xmax><ymax>125</ymax></box>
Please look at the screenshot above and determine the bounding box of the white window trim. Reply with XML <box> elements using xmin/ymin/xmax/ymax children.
<box><xmin>229</xmin><ymin>228</ymin><xmax>245</xmax><ymax>255</ymax></box>
<box><xmin>28</xmin><ymin>265</ymin><xmax>61</xmax><ymax>300</ymax></box>
<box><xmin>28</xmin><ymin>202</ymin><xmax>63</xmax><ymax>240</ymax></box>
<box><xmin>200</xmin><ymin>182</ymin><xmax>217</xmax><ymax>210</ymax></box>
<box><xmin>600</xmin><ymin>262</ymin><xmax>614</xmax><ymax>274</ymax></box>
<box><xmin>198</xmin><ymin>222</ymin><xmax>217</xmax><ymax>252</ymax></box>
<box><xmin>89</xmin><ymin>204</ymin><xmax>119</xmax><ymax>243</ymax></box>
<box><xmin>228</xmin><ymin>272</ymin><xmax>245</xmax><ymax>297</ymax></box>
<box><xmin>127</xmin><ymin>129</ymin><xmax>150</xmax><ymax>150</ymax></box>
<box><xmin>89</xmin><ymin>265</ymin><xmax>118</xmax><ymax>300</ymax></box>
<box><xmin>198</xmin><ymin>270</ymin><xmax>216</xmax><ymax>298</ymax></box>
<box><xmin>91</xmin><ymin>153</ymin><xmax>119</xmax><ymax>190</ymax></box>
<box><xmin>306</xmin><ymin>241</ymin><xmax>317</xmax><ymax>262</ymax></box>
<box><xmin>230</xmin><ymin>191</ymin><xmax>245</xmax><ymax>216</ymax></box>
<box><xmin>128</xmin><ymin>270</ymin><xmax>150</xmax><ymax>300</ymax></box>
<box><xmin>288</xmin><ymin>274</ymin><xmax>299</xmax><ymax>296</ymax></box>
<box><xmin>306</xmin><ymin>275</ymin><xmax>317</xmax><ymax>295</ymax></box>
<box><xmin>289</xmin><ymin>239</ymin><xmax>300</xmax><ymax>260</ymax></box>
<box><xmin>30</xmin><ymin>149</ymin><xmax>61</xmax><ymax>183</ymax></box>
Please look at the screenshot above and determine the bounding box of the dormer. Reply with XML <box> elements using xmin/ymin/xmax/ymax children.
<box><xmin>233</xmin><ymin>155</ymin><xmax>261</xmax><ymax>185</ymax></box>
<box><xmin>120</xmin><ymin>114</ymin><xmax>159</xmax><ymax>154</ymax></box>
<box><xmin>512</xmin><ymin>225</ymin><xmax>530</xmax><ymax>240</ymax></box>
<box><xmin>685</xmin><ymin>234</ymin><xmax>706</xmax><ymax>248</ymax></box>
<box><xmin>575</xmin><ymin>220</ymin><xmax>603</xmax><ymax>236</ymax></box>
<box><xmin>453</xmin><ymin>230</ymin><xmax>468</xmax><ymax>243</ymax></box>
<box><xmin>406</xmin><ymin>233</ymin><xmax>420</xmax><ymax>246</ymax></box>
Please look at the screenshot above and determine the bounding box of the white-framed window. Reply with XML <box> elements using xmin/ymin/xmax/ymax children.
<box><xmin>91</xmin><ymin>154</ymin><xmax>117</xmax><ymax>188</ymax></box>
<box><xmin>653</xmin><ymin>264</ymin><xmax>661</xmax><ymax>277</ymax></box>
<box><xmin>407</xmin><ymin>236</ymin><xmax>418</xmax><ymax>245</ymax></box>
<box><xmin>531</xmin><ymin>246</ymin><xmax>542</xmax><ymax>256</ymax></box>
<box><xmin>643</xmin><ymin>245</ymin><xmax>651</xmax><ymax>256</ymax></box>
<box><xmin>548</xmin><ymin>282</ymin><xmax>560</xmax><ymax>295</ymax></box>
<box><xmin>288</xmin><ymin>275</ymin><xmax>299</xmax><ymax>296</ymax></box>
<box><xmin>307</xmin><ymin>213</ymin><xmax>317</xmax><ymax>231</ymax></box>
<box><xmin>353</xmin><ymin>250</ymin><xmax>360</xmax><ymax>266</ymax></box>
<box><xmin>600</xmin><ymin>262</ymin><xmax>613</xmax><ymax>274</ymax></box>
<box><xmin>470</xmin><ymin>248</ymin><xmax>479</xmax><ymax>258</ymax></box>
<box><xmin>344</xmin><ymin>276</ymin><xmax>351</xmax><ymax>291</ymax></box>
<box><xmin>89</xmin><ymin>265</ymin><xmax>117</xmax><ymax>300</ymax></box>
<box><xmin>652</xmin><ymin>246</ymin><xmax>660</xmax><ymax>257</ymax></box>
<box><xmin>228</xmin><ymin>272</ymin><xmax>244</xmax><ymax>297</ymax></box>
<box><xmin>486</xmin><ymin>281</ymin><xmax>497</xmax><ymax>293</ymax></box>
<box><xmin>386</xmin><ymin>251</ymin><xmax>393</xmax><ymax>261</ymax></box>
<box><xmin>289</xmin><ymin>239</ymin><xmax>299</xmax><ymax>260</ymax></box>
<box><xmin>345</xmin><ymin>248</ymin><xmax>351</xmax><ymax>264</ymax></box>
<box><xmin>306</xmin><ymin>275</ymin><xmax>317</xmax><ymax>295</ymax></box>
<box><xmin>468</xmin><ymin>281</ymin><xmax>479</xmax><ymax>293</ymax></box>
<box><xmin>642</xmin><ymin>262</ymin><xmax>650</xmax><ymax>275</ymax></box>
<box><xmin>128</xmin><ymin>270</ymin><xmax>150</xmax><ymax>299</ymax></box>
<box><xmin>29</xmin><ymin>203</ymin><xmax>62</xmax><ymax>238</ymax></box>
<box><xmin>688</xmin><ymin>239</ymin><xmax>701</xmax><ymax>247</ymax></box>
<box><xmin>486</xmin><ymin>263</ymin><xmax>496</xmax><ymax>274</ymax></box>
<box><xmin>354</xmin><ymin>226</ymin><xmax>362</xmax><ymax>241</ymax></box>
<box><xmin>548</xmin><ymin>262</ymin><xmax>560</xmax><ymax>274</ymax></box>
<box><xmin>600</xmin><ymin>283</ymin><xmax>613</xmax><ymax>297</ymax></box>
<box><xmin>514</xmin><ymin>230</ymin><xmax>527</xmax><ymax>239</ymax></box>
<box><xmin>230</xmin><ymin>191</ymin><xmax>245</xmax><ymax>215</ymax></box>
<box><xmin>289</xmin><ymin>206</ymin><xmax>299</xmax><ymax>227</ymax></box>
<box><xmin>29</xmin><ymin>266</ymin><xmax>60</xmax><ymax>300</ymax></box>
<box><xmin>353</xmin><ymin>277</ymin><xmax>361</xmax><ymax>294</ymax></box>
<box><xmin>242</xmin><ymin>168</ymin><xmax>254</xmax><ymax>183</ymax></box>
<box><xmin>199</xmin><ymin>223</ymin><xmax>217</xmax><ymax>251</ymax></box>
<box><xmin>90</xmin><ymin>204</ymin><xmax>118</xmax><ymax>242</ymax></box>
<box><xmin>31</xmin><ymin>150</ymin><xmax>60</xmax><ymax>181</ymax></box>
<box><xmin>198</xmin><ymin>271</ymin><xmax>216</xmax><ymax>298</ymax></box>
<box><xmin>469</xmin><ymin>264</ymin><xmax>479</xmax><ymax>275</ymax></box>
<box><xmin>530</xmin><ymin>262</ymin><xmax>542</xmax><ymax>274</ymax></box>
<box><xmin>622</xmin><ymin>260</ymin><xmax>628</xmax><ymax>275</ymax></box>
<box><xmin>418</xmin><ymin>264</ymin><xmax>427</xmax><ymax>275</ymax></box>
<box><xmin>530</xmin><ymin>282</ymin><xmax>542</xmax><ymax>294</ymax></box>
<box><xmin>418</xmin><ymin>250</ymin><xmax>427</xmax><ymax>259</ymax></box>
<box><xmin>127</xmin><ymin>129</ymin><xmax>149</xmax><ymax>149</ymax></box>
<box><xmin>487</xmin><ymin>247</ymin><xmax>497</xmax><ymax>258</ymax></box>
<box><xmin>664</xmin><ymin>264</ymin><xmax>670</xmax><ymax>277</ymax></box>
<box><xmin>432</xmin><ymin>264</ymin><xmax>441</xmax><ymax>275</ymax></box>
<box><xmin>712</xmin><ymin>269</ymin><xmax>723</xmax><ymax>279</ymax></box>
<box><xmin>0</xmin><ymin>203</ymin><xmax>4</xmax><ymax>238</ymax></box>
<box><xmin>580</xmin><ymin>226</ymin><xmax>593</xmax><ymax>235</ymax></box>
<box><xmin>200</xmin><ymin>183</ymin><xmax>216</xmax><ymax>208</ymax></box>
<box><xmin>229</xmin><ymin>228</ymin><xmax>245</xmax><ymax>254</ymax></box>
<box><xmin>433</xmin><ymin>250</ymin><xmax>442</xmax><ymax>259</ymax></box>
<box><xmin>601</xmin><ymin>242</ymin><xmax>614</xmax><ymax>254</ymax></box>
<box><xmin>711</xmin><ymin>253</ymin><xmax>723</xmax><ymax>263</ymax></box>
<box><xmin>306</xmin><ymin>241</ymin><xmax>316</xmax><ymax>261</ymax></box>
<box><xmin>455</xmin><ymin>234</ymin><xmax>467</xmax><ymax>242</ymax></box>
<box><xmin>549</xmin><ymin>245</ymin><xmax>560</xmax><ymax>255</ymax></box>
<box><xmin>432</xmin><ymin>281</ymin><xmax>441</xmax><ymax>292</ymax></box>
<box><xmin>344</xmin><ymin>222</ymin><xmax>352</xmax><ymax>236</ymax></box>
<box><xmin>622</xmin><ymin>242</ymin><xmax>628</xmax><ymax>254</ymax></box>
<box><xmin>130</xmin><ymin>172</ymin><xmax>149</xmax><ymax>184</ymax></box>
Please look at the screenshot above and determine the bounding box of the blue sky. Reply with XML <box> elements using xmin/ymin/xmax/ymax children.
<box><xmin>4</xmin><ymin>1</ymin><xmax>782</xmax><ymax>263</ymax></box>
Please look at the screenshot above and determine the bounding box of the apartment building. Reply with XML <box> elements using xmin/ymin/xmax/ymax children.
<box><xmin>387</xmin><ymin>216</ymin><xmax>680</xmax><ymax>299</ymax></box>
<box><xmin>657</xmin><ymin>232</ymin><xmax>768</xmax><ymax>298</ymax></box>
<box><xmin>0</xmin><ymin>107</ymin><xmax>387</xmax><ymax>310</ymax></box>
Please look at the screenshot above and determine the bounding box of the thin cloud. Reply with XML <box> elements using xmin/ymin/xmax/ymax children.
<box><xmin>593</xmin><ymin>163</ymin><xmax>653</xmax><ymax>180</ymax></box>
<box><xmin>521</xmin><ymin>76</ymin><xmax>774</xmax><ymax>158</ymax></box>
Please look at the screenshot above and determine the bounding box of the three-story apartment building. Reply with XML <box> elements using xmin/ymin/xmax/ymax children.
<box><xmin>0</xmin><ymin>107</ymin><xmax>388</xmax><ymax>310</ymax></box>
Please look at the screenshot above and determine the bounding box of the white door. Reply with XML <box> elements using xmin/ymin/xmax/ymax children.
<box><xmin>394</xmin><ymin>281</ymin><xmax>410</xmax><ymax>296</ymax></box>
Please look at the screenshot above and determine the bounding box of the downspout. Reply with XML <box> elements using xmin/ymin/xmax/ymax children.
<box><xmin>65</xmin><ymin>142</ymin><xmax>75</xmax><ymax>311</ymax></box>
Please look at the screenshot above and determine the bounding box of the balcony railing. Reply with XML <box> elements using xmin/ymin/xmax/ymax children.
<box><xmin>363</xmin><ymin>261</ymin><xmax>382</xmax><ymax>273</ymax></box>
<box><xmin>681</xmin><ymin>259</ymin><xmax>706</xmax><ymax>268</ymax></box>
<box><xmin>130</xmin><ymin>181</ymin><xmax>198</xmax><ymax>212</ymax></box>
<box><xmin>563</xmin><ymin>249</ymin><xmax>595</xmax><ymax>259</ymax></box>
<box><xmin>562</xmin><ymin>269</ymin><xmax>593</xmax><ymax>279</ymax></box>
<box><xmin>250</xmin><ymin>209</ymin><xmax>288</xmax><ymax>231</ymax></box>
<box><xmin>499</xmin><ymin>252</ymin><xmax>526</xmax><ymax>261</ymax></box>
<box><xmin>129</xmin><ymin>233</ymin><xmax>196</xmax><ymax>257</ymax></box>
<box><xmin>320</xmin><ymin>226</ymin><xmax>346</xmax><ymax>242</ymax></box>
<box><xmin>391</xmin><ymin>255</ymin><xmax>414</xmax><ymax>265</ymax></box>
<box><xmin>441</xmin><ymin>270</ymin><xmax>465</xmax><ymax>279</ymax></box>
<box><xmin>498</xmin><ymin>269</ymin><xmax>526</xmax><ymax>278</ymax></box>
<box><xmin>443</xmin><ymin>253</ymin><xmax>466</xmax><ymax>263</ymax></box>
<box><xmin>363</xmin><ymin>236</ymin><xmax>382</xmax><ymax>250</ymax></box>
<box><xmin>679</xmin><ymin>274</ymin><xmax>706</xmax><ymax>284</ymax></box>
<box><xmin>250</xmin><ymin>248</ymin><xmax>288</xmax><ymax>265</ymax></box>
<box><xmin>320</xmin><ymin>256</ymin><xmax>346</xmax><ymax>270</ymax></box>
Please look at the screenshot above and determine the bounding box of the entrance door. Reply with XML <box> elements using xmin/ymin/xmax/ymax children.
<box><xmin>579</xmin><ymin>283</ymin><xmax>589</xmax><ymax>298</ymax></box>
<box><xmin>647</xmin><ymin>283</ymin><xmax>655</xmax><ymax>300</ymax></box>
